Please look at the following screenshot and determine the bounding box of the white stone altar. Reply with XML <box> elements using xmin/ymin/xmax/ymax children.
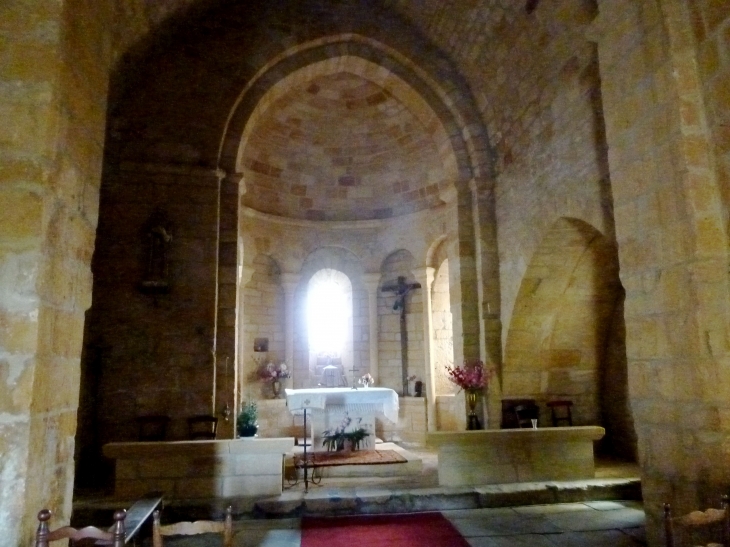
<box><xmin>285</xmin><ymin>387</ymin><xmax>399</xmax><ymax>451</ymax></box>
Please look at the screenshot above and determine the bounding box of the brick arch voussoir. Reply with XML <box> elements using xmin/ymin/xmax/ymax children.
<box><xmin>217</xmin><ymin>36</ymin><xmax>493</xmax><ymax>194</ymax></box>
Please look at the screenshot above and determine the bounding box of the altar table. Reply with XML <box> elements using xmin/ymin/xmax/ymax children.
<box><xmin>285</xmin><ymin>387</ymin><xmax>399</xmax><ymax>451</ymax></box>
<box><xmin>285</xmin><ymin>387</ymin><xmax>399</xmax><ymax>422</ymax></box>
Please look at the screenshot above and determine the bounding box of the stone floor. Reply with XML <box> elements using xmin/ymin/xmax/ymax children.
<box><xmin>79</xmin><ymin>444</ymin><xmax>645</xmax><ymax>546</ymax></box>
<box><xmin>152</xmin><ymin>500</ymin><xmax>646</xmax><ymax>546</ymax></box>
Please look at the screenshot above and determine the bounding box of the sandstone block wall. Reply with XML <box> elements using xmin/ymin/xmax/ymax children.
<box><xmin>5</xmin><ymin>2</ymin><xmax>728</xmax><ymax>546</ymax></box>
<box><xmin>377</xmin><ymin>396</ymin><xmax>428</xmax><ymax>445</ymax></box>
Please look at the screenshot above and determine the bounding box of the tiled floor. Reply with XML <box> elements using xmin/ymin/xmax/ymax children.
<box><xmin>155</xmin><ymin>501</ymin><xmax>645</xmax><ymax>546</ymax></box>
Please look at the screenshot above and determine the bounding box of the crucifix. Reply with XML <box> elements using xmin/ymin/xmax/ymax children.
<box><xmin>382</xmin><ymin>276</ymin><xmax>422</xmax><ymax>396</ymax></box>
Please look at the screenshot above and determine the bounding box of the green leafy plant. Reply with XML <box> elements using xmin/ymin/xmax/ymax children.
<box><xmin>237</xmin><ymin>400</ymin><xmax>258</xmax><ymax>437</ymax></box>
<box><xmin>321</xmin><ymin>413</ymin><xmax>369</xmax><ymax>451</ymax></box>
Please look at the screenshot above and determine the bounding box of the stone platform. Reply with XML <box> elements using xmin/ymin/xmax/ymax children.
<box><xmin>427</xmin><ymin>426</ymin><xmax>605</xmax><ymax>487</ymax></box>
<box><xmin>73</xmin><ymin>448</ymin><xmax>641</xmax><ymax>525</ymax></box>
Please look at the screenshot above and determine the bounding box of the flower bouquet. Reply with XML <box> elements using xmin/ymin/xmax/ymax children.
<box><xmin>445</xmin><ymin>360</ymin><xmax>491</xmax><ymax>392</ymax></box>
<box><xmin>257</xmin><ymin>361</ymin><xmax>291</xmax><ymax>382</ymax></box>
<box><xmin>446</xmin><ymin>359</ymin><xmax>491</xmax><ymax>430</ymax></box>
<box><xmin>358</xmin><ymin>373</ymin><xmax>374</xmax><ymax>388</ymax></box>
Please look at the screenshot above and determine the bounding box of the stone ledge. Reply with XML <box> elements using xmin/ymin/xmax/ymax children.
<box><xmin>427</xmin><ymin>426</ymin><xmax>605</xmax><ymax>487</ymax></box>
<box><xmin>104</xmin><ymin>438</ymin><xmax>295</xmax><ymax>500</ymax></box>
<box><xmin>103</xmin><ymin>438</ymin><xmax>295</xmax><ymax>459</ymax></box>
<box><xmin>426</xmin><ymin>426</ymin><xmax>605</xmax><ymax>447</ymax></box>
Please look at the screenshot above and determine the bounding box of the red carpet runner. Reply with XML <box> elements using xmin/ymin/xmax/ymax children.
<box><xmin>301</xmin><ymin>512</ymin><xmax>470</xmax><ymax>547</ymax></box>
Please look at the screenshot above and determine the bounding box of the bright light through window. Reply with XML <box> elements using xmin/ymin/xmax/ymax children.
<box><xmin>308</xmin><ymin>269</ymin><xmax>349</xmax><ymax>356</ymax></box>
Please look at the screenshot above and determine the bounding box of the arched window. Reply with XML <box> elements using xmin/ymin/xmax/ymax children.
<box><xmin>307</xmin><ymin>269</ymin><xmax>354</xmax><ymax>386</ymax></box>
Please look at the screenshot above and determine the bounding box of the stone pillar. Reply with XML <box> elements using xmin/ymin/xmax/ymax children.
<box><xmin>0</xmin><ymin>2</ymin><xmax>116</xmax><ymax>543</ymax></box>
<box><xmin>362</xmin><ymin>273</ymin><xmax>381</xmax><ymax>383</ymax></box>
<box><xmin>593</xmin><ymin>1</ymin><xmax>730</xmax><ymax>542</ymax></box>
<box><xmin>281</xmin><ymin>273</ymin><xmax>300</xmax><ymax>386</ymax></box>
<box><xmin>236</xmin><ymin>265</ymin><xmax>255</xmax><ymax>415</ymax></box>
<box><xmin>413</xmin><ymin>267</ymin><xmax>437</xmax><ymax>431</ymax></box>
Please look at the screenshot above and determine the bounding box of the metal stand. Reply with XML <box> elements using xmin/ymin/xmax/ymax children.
<box><xmin>303</xmin><ymin>408</ymin><xmax>309</xmax><ymax>492</ymax></box>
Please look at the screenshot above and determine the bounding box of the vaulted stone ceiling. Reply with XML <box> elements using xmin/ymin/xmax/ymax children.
<box><xmin>240</xmin><ymin>72</ymin><xmax>448</xmax><ymax>221</ymax></box>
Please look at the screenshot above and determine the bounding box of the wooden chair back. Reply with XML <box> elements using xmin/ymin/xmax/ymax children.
<box><xmin>136</xmin><ymin>415</ymin><xmax>171</xmax><ymax>441</ymax></box>
<box><xmin>187</xmin><ymin>415</ymin><xmax>218</xmax><ymax>440</ymax></box>
<box><xmin>513</xmin><ymin>404</ymin><xmax>539</xmax><ymax>428</ymax></box>
<box><xmin>546</xmin><ymin>400</ymin><xmax>573</xmax><ymax>426</ymax></box>
<box><xmin>664</xmin><ymin>495</ymin><xmax>730</xmax><ymax>547</ymax></box>
<box><xmin>153</xmin><ymin>506</ymin><xmax>233</xmax><ymax>547</ymax></box>
<box><xmin>34</xmin><ymin>508</ymin><xmax>126</xmax><ymax>547</ymax></box>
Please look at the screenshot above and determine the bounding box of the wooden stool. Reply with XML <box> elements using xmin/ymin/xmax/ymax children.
<box><xmin>547</xmin><ymin>400</ymin><xmax>573</xmax><ymax>426</ymax></box>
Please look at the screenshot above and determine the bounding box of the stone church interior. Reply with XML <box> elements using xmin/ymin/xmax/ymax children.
<box><xmin>3</xmin><ymin>0</ymin><xmax>730</xmax><ymax>545</ymax></box>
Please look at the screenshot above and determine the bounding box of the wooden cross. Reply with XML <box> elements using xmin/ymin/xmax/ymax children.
<box><xmin>381</xmin><ymin>276</ymin><xmax>422</xmax><ymax>396</ymax></box>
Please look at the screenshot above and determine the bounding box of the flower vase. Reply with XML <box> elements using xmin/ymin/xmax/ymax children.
<box><xmin>272</xmin><ymin>380</ymin><xmax>282</xmax><ymax>399</ymax></box>
<box><xmin>466</xmin><ymin>389</ymin><xmax>482</xmax><ymax>430</ymax></box>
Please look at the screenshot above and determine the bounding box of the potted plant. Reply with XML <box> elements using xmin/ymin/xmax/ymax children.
<box><xmin>321</xmin><ymin>414</ymin><xmax>369</xmax><ymax>452</ymax></box>
<box><xmin>237</xmin><ymin>400</ymin><xmax>258</xmax><ymax>437</ymax></box>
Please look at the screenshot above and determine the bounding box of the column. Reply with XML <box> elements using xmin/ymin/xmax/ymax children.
<box><xmin>362</xmin><ymin>273</ymin><xmax>381</xmax><ymax>383</ymax></box>
<box><xmin>413</xmin><ymin>267</ymin><xmax>436</xmax><ymax>432</ymax></box>
<box><xmin>281</xmin><ymin>273</ymin><xmax>300</xmax><ymax>386</ymax></box>
<box><xmin>236</xmin><ymin>265</ymin><xmax>255</xmax><ymax>414</ymax></box>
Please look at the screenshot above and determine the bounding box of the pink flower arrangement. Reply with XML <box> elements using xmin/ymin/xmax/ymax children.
<box><xmin>446</xmin><ymin>360</ymin><xmax>491</xmax><ymax>391</ymax></box>
<box><xmin>258</xmin><ymin>361</ymin><xmax>291</xmax><ymax>382</ymax></box>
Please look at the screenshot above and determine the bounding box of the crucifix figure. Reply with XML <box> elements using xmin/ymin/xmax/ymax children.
<box><xmin>382</xmin><ymin>276</ymin><xmax>422</xmax><ymax>396</ymax></box>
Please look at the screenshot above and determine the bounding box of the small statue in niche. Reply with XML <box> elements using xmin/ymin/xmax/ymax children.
<box><xmin>139</xmin><ymin>209</ymin><xmax>172</xmax><ymax>293</ymax></box>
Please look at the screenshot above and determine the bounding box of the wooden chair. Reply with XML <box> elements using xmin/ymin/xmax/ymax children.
<box><xmin>34</xmin><ymin>508</ymin><xmax>126</xmax><ymax>547</ymax></box>
<box><xmin>187</xmin><ymin>415</ymin><xmax>218</xmax><ymax>440</ymax></box>
<box><xmin>546</xmin><ymin>400</ymin><xmax>573</xmax><ymax>426</ymax></box>
<box><xmin>513</xmin><ymin>404</ymin><xmax>539</xmax><ymax>428</ymax></box>
<box><xmin>500</xmin><ymin>398</ymin><xmax>537</xmax><ymax>428</ymax></box>
<box><xmin>136</xmin><ymin>415</ymin><xmax>171</xmax><ymax>441</ymax></box>
<box><xmin>664</xmin><ymin>495</ymin><xmax>730</xmax><ymax>547</ymax></box>
<box><xmin>152</xmin><ymin>506</ymin><xmax>233</xmax><ymax>547</ymax></box>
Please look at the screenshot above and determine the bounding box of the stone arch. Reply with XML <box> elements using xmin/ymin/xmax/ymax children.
<box><xmin>378</xmin><ymin>249</ymin><xmax>421</xmax><ymax>394</ymax></box>
<box><xmin>294</xmin><ymin>246</ymin><xmax>366</xmax><ymax>388</ymax></box>
<box><xmin>234</xmin><ymin>56</ymin><xmax>459</xmax><ymax>187</ymax></box>
<box><xmin>306</xmin><ymin>268</ymin><xmax>355</xmax><ymax>387</ymax></box>
<box><xmin>503</xmin><ymin>218</ymin><xmax>628</xmax><ymax>436</ymax></box>
<box><xmin>217</xmin><ymin>34</ymin><xmax>492</xmax><ymax>186</ymax></box>
<box><xmin>428</xmin><ymin>239</ymin><xmax>454</xmax><ymax>395</ymax></box>
<box><xmin>215</xmin><ymin>33</ymin><xmax>492</xmax><ymax>363</ymax></box>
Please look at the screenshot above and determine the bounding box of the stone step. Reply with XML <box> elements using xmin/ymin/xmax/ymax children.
<box><xmin>72</xmin><ymin>477</ymin><xmax>641</xmax><ymax>526</ymax></box>
<box><xmin>254</xmin><ymin>477</ymin><xmax>642</xmax><ymax>518</ymax></box>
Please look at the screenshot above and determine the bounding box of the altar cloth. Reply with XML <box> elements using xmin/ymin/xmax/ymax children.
<box><xmin>285</xmin><ymin>387</ymin><xmax>399</xmax><ymax>423</ymax></box>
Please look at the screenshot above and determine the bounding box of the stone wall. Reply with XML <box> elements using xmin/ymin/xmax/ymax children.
<box><xmin>81</xmin><ymin>164</ymin><xmax>220</xmax><ymax>451</ymax></box>
<box><xmin>502</xmin><ymin>218</ymin><xmax>624</xmax><ymax>429</ymax></box>
<box><xmin>238</xmin><ymin>206</ymin><xmax>458</xmax><ymax>398</ymax></box>
<box><xmin>241</xmin><ymin>254</ymin><xmax>285</xmax><ymax>399</ymax></box>
<box><xmin>5</xmin><ymin>2</ymin><xmax>727</xmax><ymax>545</ymax></box>
<box><xmin>593</xmin><ymin>0</ymin><xmax>730</xmax><ymax>542</ymax></box>
<box><xmin>0</xmin><ymin>0</ymin><xmax>159</xmax><ymax>542</ymax></box>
